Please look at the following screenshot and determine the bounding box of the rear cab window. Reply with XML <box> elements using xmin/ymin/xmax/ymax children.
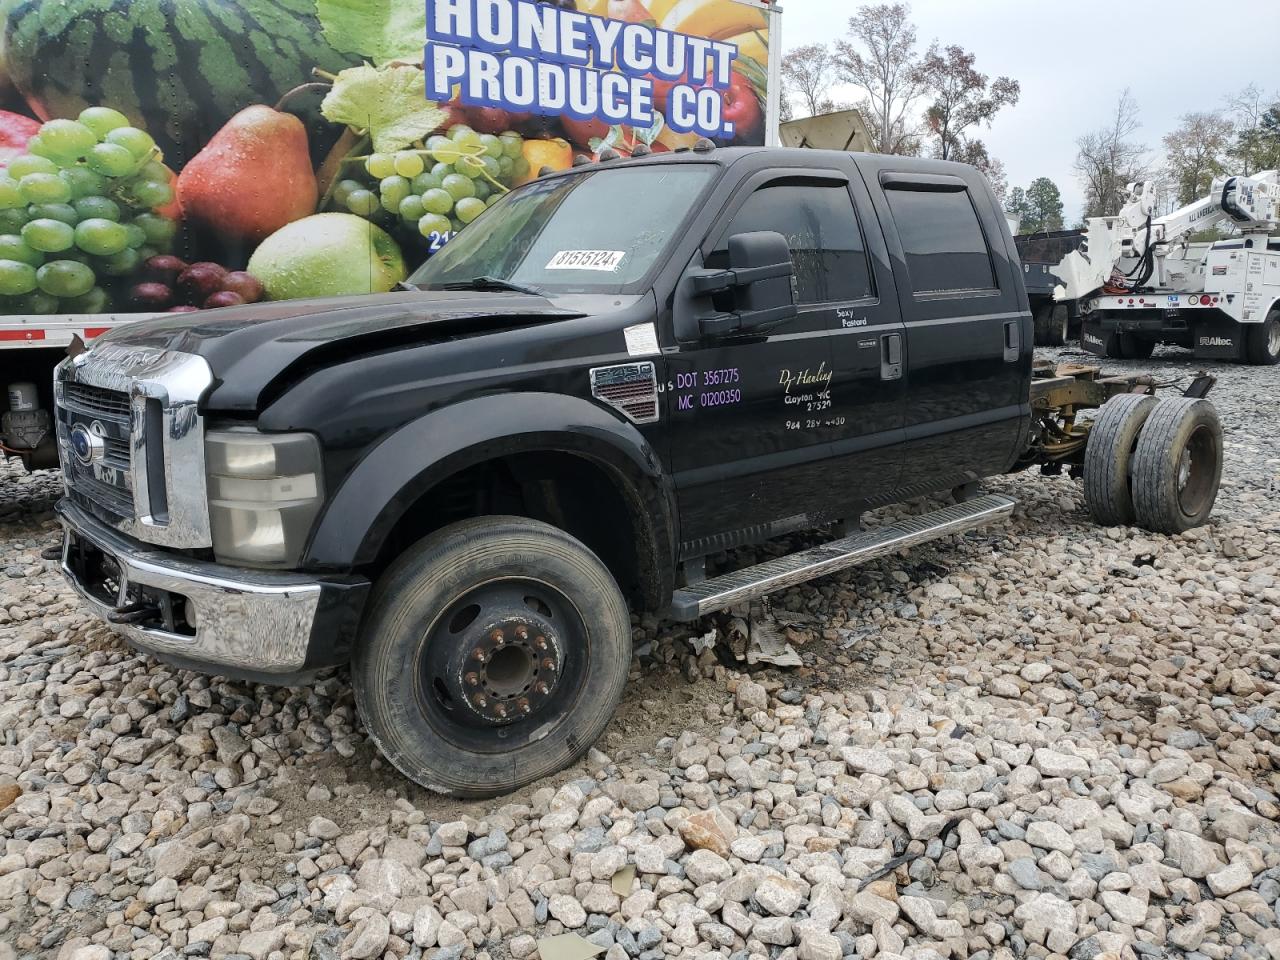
<box><xmin>882</xmin><ymin>178</ymin><xmax>999</xmax><ymax>300</ymax></box>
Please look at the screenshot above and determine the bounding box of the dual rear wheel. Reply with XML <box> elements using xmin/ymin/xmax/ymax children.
<box><xmin>1083</xmin><ymin>394</ymin><xmax>1223</xmax><ymax>533</ymax></box>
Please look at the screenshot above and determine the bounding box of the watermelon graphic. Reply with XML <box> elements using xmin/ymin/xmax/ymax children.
<box><xmin>3</xmin><ymin>0</ymin><xmax>354</xmax><ymax>166</ymax></box>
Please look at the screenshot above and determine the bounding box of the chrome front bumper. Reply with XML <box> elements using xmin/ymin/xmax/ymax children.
<box><xmin>57</xmin><ymin>498</ymin><xmax>325</xmax><ymax>676</ymax></box>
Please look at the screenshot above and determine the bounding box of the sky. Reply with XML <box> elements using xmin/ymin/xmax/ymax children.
<box><xmin>779</xmin><ymin>0</ymin><xmax>1280</xmax><ymax>221</ymax></box>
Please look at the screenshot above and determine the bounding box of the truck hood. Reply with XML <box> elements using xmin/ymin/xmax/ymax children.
<box><xmin>94</xmin><ymin>289</ymin><xmax>585</xmax><ymax>412</ymax></box>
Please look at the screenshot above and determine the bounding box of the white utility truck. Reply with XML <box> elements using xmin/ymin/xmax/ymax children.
<box><xmin>1054</xmin><ymin>171</ymin><xmax>1280</xmax><ymax>364</ymax></box>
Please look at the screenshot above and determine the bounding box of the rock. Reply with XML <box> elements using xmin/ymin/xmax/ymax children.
<box><xmin>886</xmin><ymin>794</ymin><xmax>947</xmax><ymax>841</ymax></box>
<box><xmin>1020</xmin><ymin>662</ymin><xmax>1053</xmax><ymax>682</ymax></box>
<box><xmin>1014</xmin><ymin>892</ymin><xmax>1078</xmax><ymax>954</ymax></box>
<box><xmin>735</xmin><ymin>678</ymin><xmax>768</xmax><ymax>712</ymax></box>
<box><xmin>755</xmin><ymin>875</ymin><xmax>806</xmax><ymax>917</ymax></box>
<box><xmin>840</xmin><ymin>746</ymin><xmax>894</xmax><ymax>778</ymax></box>
<box><xmin>678</xmin><ymin>807</ymin><xmax>737</xmax><ymax>857</ymax></box>
<box><xmin>845</xmin><ymin>890</ymin><xmax>899</xmax><ymax>925</ymax></box>
<box><xmin>0</xmin><ymin>784</ymin><xmax>20</xmax><ymax>811</ymax></box>
<box><xmin>798</xmin><ymin>930</ymin><xmax>842</xmax><ymax>960</ymax></box>
<box><xmin>685</xmin><ymin>849</ymin><xmax>733</xmax><ymax>885</ymax></box>
<box><xmin>1098</xmin><ymin>890</ymin><xmax>1147</xmax><ymax>926</ymax></box>
<box><xmin>413</xmin><ymin>905</ymin><xmax>443</xmax><ymax>947</ymax></box>
<box><xmin>549</xmin><ymin>894</ymin><xmax>587</xmax><ymax>928</ymax></box>
<box><xmin>150</xmin><ymin>838</ymin><xmax>199</xmax><ymax>879</ymax></box>
<box><xmin>1026</xmin><ymin>820</ymin><xmax>1076</xmax><ymax>855</ymax></box>
<box><xmin>308</xmin><ymin>816</ymin><xmax>342</xmax><ymax>840</ymax></box>
<box><xmin>1206</xmin><ymin>860</ymin><xmax>1253</xmax><ymax>896</ymax></box>
<box><xmin>239</xmin><ymin>929</ymin><xmax>285</xmax><ymax>960</ymax></box>
<box><xmin>343</xmin><ymin>914</ymin><xmax>390</xmax><ymax>959</ymax></box>
<box><xmin>1032</xmin><ymin>748</ymin><xmax>1090</xmax><ymax>779</ymax></box>
<box><xmin>1165</xmin><ymin>830</ymin><xmax>1226</xmax><ymax>879</ymax></box>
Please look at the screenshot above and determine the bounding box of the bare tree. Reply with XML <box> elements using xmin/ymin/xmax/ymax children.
<box><xmin>1227</xmin><ymin>83</ymin><xmax>1280</xmax><ymax>174</ymax></box>
<box><xmin>1074</xmin><ymin>89</ymin><xmax>1150</xmax><ymax>218</ymax></box>
<box><xmin>1163</xmin><ymin>110</ymin><xmax>1236</xmax><ymax>206</ymax></box>
<box><xmin>918</xmin><ymin>44</ymin><xmax>1019</xmax><ymax>161</ymax></box>
<box><xmin>952</xmin><ymin>139</ymin><xmax>1007</xmax><ymax>204</ymax></box>
<box><xmin>781</xmin><ymin>43</ymin><xmax>838</xmax><ymax>119</ymax></box>
<box><xmin>833</xmin><ymin>3</ymin><xmax>928</xmax><ymax>155</ymax></box>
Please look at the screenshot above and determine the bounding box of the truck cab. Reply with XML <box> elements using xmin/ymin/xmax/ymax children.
<box><xmin>56</xmin><ymin>146</ymin><xmax>1035</xmax><ymax>795</ymax></box>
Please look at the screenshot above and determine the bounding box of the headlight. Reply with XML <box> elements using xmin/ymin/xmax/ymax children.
<box><xmin>205</xmin><ymin>429</ymin><xmax>324</xmax><ymax>567</ymax></box>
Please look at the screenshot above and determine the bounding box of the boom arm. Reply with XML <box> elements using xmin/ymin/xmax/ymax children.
<box><xmin>1053</xmin><ymin>170</ymin><xmax>1280</xmax><ymax>302</ymax></box>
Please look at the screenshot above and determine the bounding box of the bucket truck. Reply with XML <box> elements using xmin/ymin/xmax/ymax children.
<box><xmin>1054</xmin><ymin>171</ymin><xmax>1280</xmax><ymax>364</ymax></box>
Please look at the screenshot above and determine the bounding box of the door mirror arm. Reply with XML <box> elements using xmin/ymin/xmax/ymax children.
<box><xmin>690</xmin><ymin>231</ymin><xmax>798</xmax><ymax>338</ymax></box>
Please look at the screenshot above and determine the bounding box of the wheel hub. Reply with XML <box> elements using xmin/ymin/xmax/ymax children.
<box><xmin>455</xmin><ymin>617</ymin><xmax>561</xmax><ymax>725</ymax></box>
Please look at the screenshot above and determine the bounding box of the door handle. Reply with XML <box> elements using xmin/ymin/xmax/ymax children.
<box><xmin>881</xmin><ymin>332</ymin><xmax>903</xmax><ymax>381</ymax></box>
<box><xmin>1004</xmin><ymin>319</ymin><xmax>1020</xmax><ymax>362</ymax></box>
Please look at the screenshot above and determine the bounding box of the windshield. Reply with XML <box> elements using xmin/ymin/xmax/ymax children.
<box><xmin>409</xmin><ymin>164</ymin><xmax>716</xmax><ymax>295</ymax></box>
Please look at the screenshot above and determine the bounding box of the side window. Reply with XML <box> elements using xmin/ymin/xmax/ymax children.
<box><xmin>884</xmin><ymin>187</ymin><xmax>997</xmax><ymax>294</ymax></box>
<box><xmin>708</xmin><ymin>183</ymin><xmax>874</xmax><ymax>305</ymax></box>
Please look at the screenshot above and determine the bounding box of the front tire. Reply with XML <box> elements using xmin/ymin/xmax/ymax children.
<box><xmin>1131</xmin><ymin>398</ymin><xmax>1223</xmax><ymax>534</ymax></box>
<box><xmin>354</xmin><ymin>516</ymin><xmax>631</xmax><ymax>797</ymax></box>
<box><xmin>1245</xmin><ymin>308</ymin><xmax>1280</xmax><ymax>365</ymax></box>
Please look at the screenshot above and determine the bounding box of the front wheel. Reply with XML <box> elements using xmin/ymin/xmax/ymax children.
<box><xmin>353</xmin><ymin>517</ymin><xmax>631</xmax><ymax>797</ymax></box>
<box><xmin>1245</xmin><ymin>308</ymin><xmax>1280</xmax><ymax>365</ymax></box>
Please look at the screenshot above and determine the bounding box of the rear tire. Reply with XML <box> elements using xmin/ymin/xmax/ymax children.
<box><xmin>1131</xmin><ymin>398</ymin><xmax>1223</xmax><ymax>534</ymax></box>
<box><xmin>1083</xmin><ymin>394</ymin><xmax>1157</xmax><ymax>526</ymax></box>
<box><xmin>353</xmin><ymin>516</ymin><xmax>631</xmax><ymax>797</ymax></box>
<box><xmin>1245</xmin><ymin>308</ymin><xmax>1280</xmax><ymax>365</ymax></box>
<box><xmin>1033</xmin><ymin>303</ymin><xmax>1068</xmax><ymax>346</ymax></box>
<box><xmin>1103</xmin><ymin>331</ymin><xmax>1155</xmax><ymax>360</ymax></box>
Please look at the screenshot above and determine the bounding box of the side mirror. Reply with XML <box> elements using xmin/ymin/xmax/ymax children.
<box><xmin>693</xmin><ymin>231</ymin><xmax>797</xmax><ymax>336</ymax></box>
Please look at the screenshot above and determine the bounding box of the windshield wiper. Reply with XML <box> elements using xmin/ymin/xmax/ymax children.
<box><xmin>440</xmin><ymin>276</ymin><xmax>545</xmax><ymax>297</ymax></box>
<box><xmin>393</xmin><ymin>280</ymin><xmax>417</xmax><ymax>292</ymax></box>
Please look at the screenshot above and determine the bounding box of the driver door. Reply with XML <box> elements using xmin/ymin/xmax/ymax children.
<box><xmin>666</xmin><ymin>168</ymin><xmax>867</xmax><ymax>555</ymax></box>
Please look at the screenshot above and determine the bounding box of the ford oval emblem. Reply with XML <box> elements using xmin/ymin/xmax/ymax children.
<box><xmin>70</xmin><ymin>422</ymin><xmax>106</xmax><ymax>465</ymax></box>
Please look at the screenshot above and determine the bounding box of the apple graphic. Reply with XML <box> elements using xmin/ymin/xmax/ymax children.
<box><xmin>247</xmin><ymin>213</ymin><xmax>407</xmax><ymax>301</ymax></box>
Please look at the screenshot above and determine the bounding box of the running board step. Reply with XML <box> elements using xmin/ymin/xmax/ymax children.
<box><xmin>668</xmin><ymin>494</ymin><xmax>1017</xmax><ymax>620</ymax></box>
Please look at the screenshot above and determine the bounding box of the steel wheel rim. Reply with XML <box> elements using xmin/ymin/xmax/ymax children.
<box><xmin>1268</xmin><ymin>318</ymin><xmax>1280</xmax><ymax>357</ymax></box>
<box><xmin>1177</xmin><ymin>423</ymin><xmax>1217</xmax><ymax>517</ymax></box>
<box><xmin>412</xmin><ymin>576</ymin><xmax>590</xmax><ymax>753</ymax></box>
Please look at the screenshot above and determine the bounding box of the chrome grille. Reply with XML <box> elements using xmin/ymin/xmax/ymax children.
<box><xmin>103</xmin><ymin>436</ymin><xmax>130</xmax><ymax>467</ymax></box>
<box><xmin>62</xmin><ymin>383</ymin><xmax>131</xmax><ymax>420</ymax></box>
<box><xmin>71</xmin><ymin>474</ymin><xmax>135</xmax><ymax>518</ymax></box>
<box><xmin>55</xmin><ymin>346</ymin><xmax>215</xmax><ymax>549</ymax></box>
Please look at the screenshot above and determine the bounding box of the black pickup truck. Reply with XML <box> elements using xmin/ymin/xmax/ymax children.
<box><xmin>52</xmin><ymin>146</ymin><xmax>1223</xmax><ymax>796</ymax></box>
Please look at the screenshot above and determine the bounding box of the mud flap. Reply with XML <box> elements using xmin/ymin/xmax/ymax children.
<box><xmin>1080</xmin><ymin>318</ymin><xmax>1108</xmax><ymax>357</ymax></box>
<box><xmin>1191</xmin><ymin>315</ymin><xmax>1247</xmax><ymax>361</ymax></box>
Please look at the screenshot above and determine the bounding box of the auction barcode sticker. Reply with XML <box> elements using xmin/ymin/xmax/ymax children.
<box><xmin>546</xmin><ymin>250</ymin><xmax>626</xmax><ymax>272</ymax></box>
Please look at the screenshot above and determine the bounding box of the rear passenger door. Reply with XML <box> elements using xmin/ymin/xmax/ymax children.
<box><xmin>865</xmin><ymin>169</ymin><xmax>1030</xmax><ymax>489</ymax></box>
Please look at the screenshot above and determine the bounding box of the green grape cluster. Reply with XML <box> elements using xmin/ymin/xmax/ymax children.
<box><xmin>332</xmin><ymin>124</ymin><xmax>528</xmax><ymax>245</ymax></box>
<box><xmin>0</xmin><ymin>108</ymin><xmax>178</xmax><ymax>311</ymax></box>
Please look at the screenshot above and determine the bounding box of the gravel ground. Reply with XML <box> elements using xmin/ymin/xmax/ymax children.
<box><xmin>0</xmin><ymin>346</ymin><xmax>1277</xmax><ymax>960</ymax></box>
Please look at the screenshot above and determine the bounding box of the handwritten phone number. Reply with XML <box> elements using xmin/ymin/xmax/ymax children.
<box><xmin>786</xmin><ymin>416</ymin><xmax>846</xmax><ymax>431</ymax></box>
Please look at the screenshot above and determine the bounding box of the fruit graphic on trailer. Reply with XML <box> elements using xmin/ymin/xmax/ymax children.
<box><xmin>516</xmin><ymin>140</ymin><xmax>573</xmax><ymax>185</ymax></box>
<box><xmin>178</xmin><ymin>106</ymin><xmax>318</xmax><ymax>246</ymax></box>
<box><xmin>248</xmin><ymin>213</ymin><xmax>407</xmax><ymax>300</ymax></box>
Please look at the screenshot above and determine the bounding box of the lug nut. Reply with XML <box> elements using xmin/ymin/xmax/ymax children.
<box><xmin>490</xmin><ymin>628</ymin><xmax>504</xmax><ymax>644</ymax></box>
<box><xmin>475</xmin><ymin>695</ymin><xmax>488</xmax><ymax>707</ymax></box>
<box><xmin>515</xmin><ymin>625</ymin><xmax>528</xmax><ymax>640</ymax></box>
<box><xmin>465</xmin><ymin>672</ymin><xmax>479</xmax><ymax>686</ymax></box>
<box><xmin>534</xmin><ymin>636</ymin><xmax>547</xmax><ymax>649</ymax></box>
<box><xmin>542</xmin><ymin>658</ymin><xmax>556</xmax><ymax>672</ymax></box>
<box><xmin>535</xmin><ymin>681</ymin><xmax>549</xmax><ymax>695</ymax></box>
<box><xmin>495</xmin><ymin>703</ymin><xmax>507</xmax><ymax>718</ymax></box>
<box><xmin>472</xmin><ymin>649</ymin><xmax>486</xmax><ymax>662</ymax></box>
<box><xmin>518</xmin><ymin>698</ymin><xmax>530</xmax><ymax>713</ymax></box>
